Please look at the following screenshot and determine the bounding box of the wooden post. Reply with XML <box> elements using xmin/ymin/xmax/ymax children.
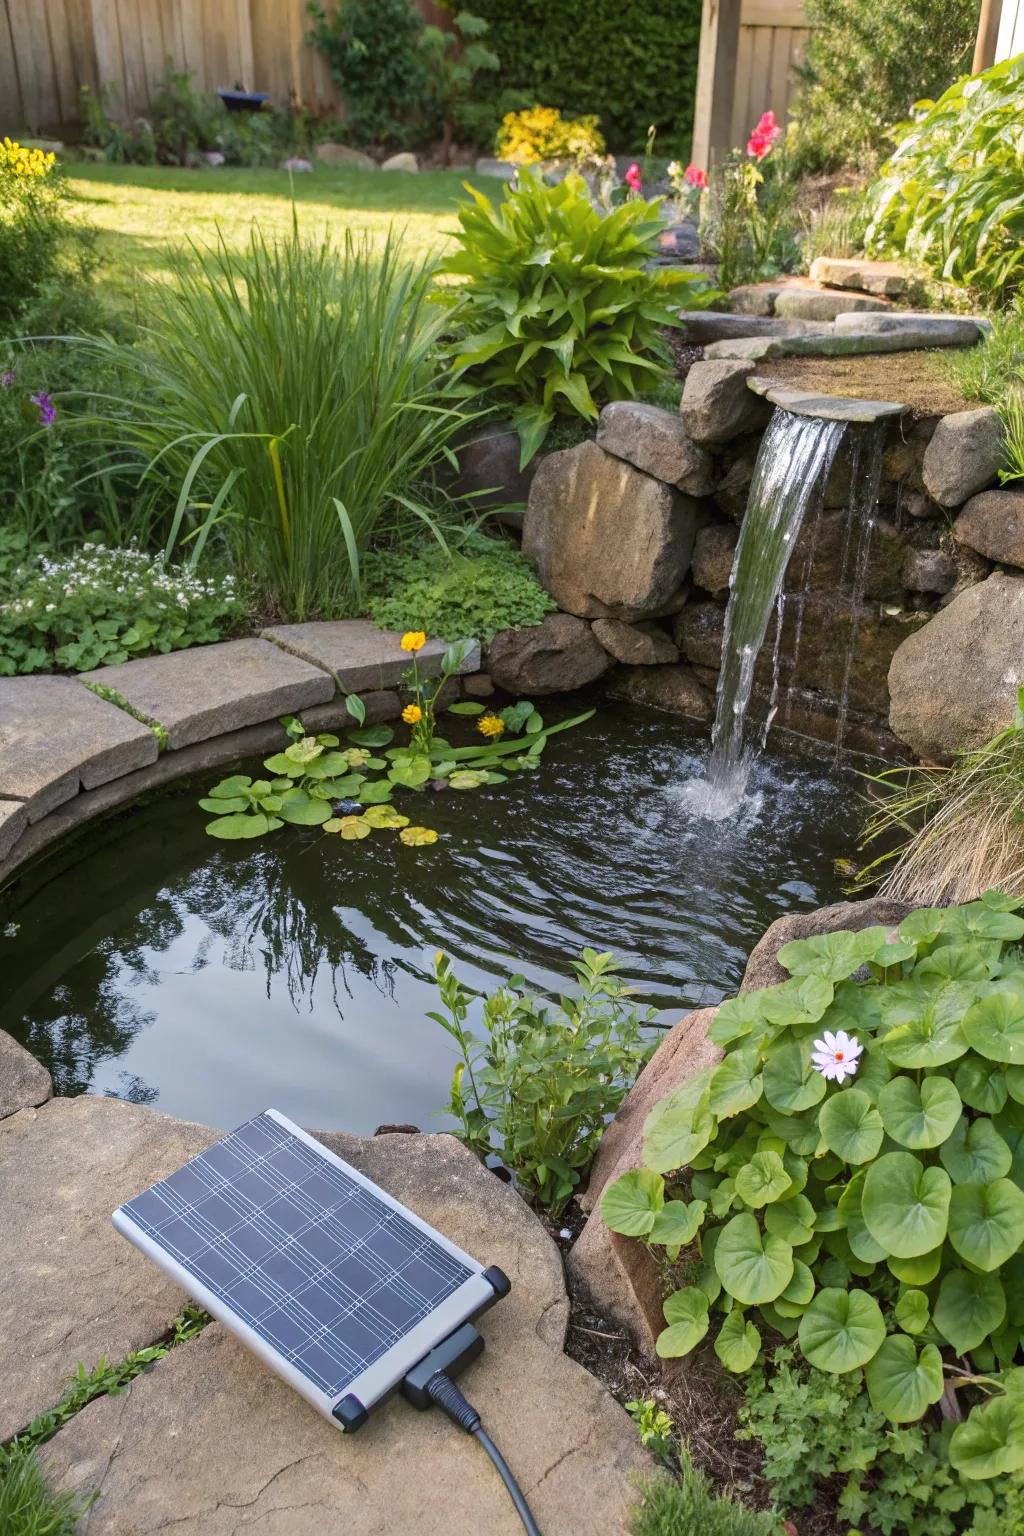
<box><xmin>691</xmin><ymin>0</ymin><xmax>744</xmax><ymax>171</ymax></box>
<box><xmin>973</xmin><ymin>0</ymin><xmax>1002</xmax><ymax>71</ymax></box>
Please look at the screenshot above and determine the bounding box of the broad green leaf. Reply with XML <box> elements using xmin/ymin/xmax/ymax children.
<box><xmin>1005</xmin><ymin>1065</ymin><xmax>1024</xmax><ymax>1105</ymax></box>
<box><xmin>643</xmin><ymin>1069</ymin><xmax>716</xmax><ymax>1174</ymax></box>
<box><xmin>206</xmin><ymin>775</ymin><xmax>253</xmax><ymax>798</ymax></box>
<box><xmin>876</xmin><ymin>1074</ymin><xmax>962</xmax><ymax>1149</ymax></box>
<box><xmin>963</xmin><ymin>987</ymin><xmax>1024</xmax><ymax>1064</ymax></box>
<box><xmin>939</xmin><ymin>1116</ymin><xmax>1012</xmax><ymax>1183</ymax></box>
<box><xmin>982</xmin><ymin>890</ymin><xmax>1024</xmax><ymax>912</ymax></box>
<box><xmin>735</xmin><ymin>1150</ymin><xmax>791</xmax><ymax>1208</ymax></box>
<box><xmin>762</xmin><ymin>1040</ymin><xmax>828</xmax><ymax>1114</ymax></box>
<box><xmin>656</xmin><ymin>1287</ymin><xmax>710</xmax><ymax>1357</ymax></box>
<box><xmin>714</xmin><ymin>1308</ymin><xmax>761</xmax><ymax>1372</ymax></box>
<box><xmin>708</xmin><ymin>1049</ymin><xmax>763</xmax><ymax>1118</ymax></box>
<box><xmin>888</xmin><ymin>1248</ymin><xmax>943</xmax><ymax>1285</ymax></box>
<box><xmin>276</xmin><ymin>791</ymin><xmax>332</xmax><ymax>826</ymax></box>
<box><xmin>877</xmin><ymin>980</ymin><xmax>973</xmax><ymax>1068</ymax></box>
<box><xmin>950</xmin><ymin>1394</ymin><xmax>1024</xmax><ymax>1480</ymax></box>
<box><xmin>759</xmin><ymin>975</ymin><xmax>835</xmax><ymax>1027</ymax></box>
<box><xmin>947</xmin><ymin>1179</ymin><xmax>1024</xmax><ymax>1271</ymax></box>
<box><xmin>205</xmin><ymin>812</ymin><xmax>282</xmax><ymax>839</ymax></box>
<box><xmin>818</xmin><ymin>1088</ymin><xmax>884</xmax><ymax>1164</ymax></box>
<box><xmin>777</xmin><ymin>926</ymin><xmax>889</xmax><ymax>982</ymax></box>
<box><xmin>934</xmin><ymin>1268</ymin><xmax>1006</xmax><ymax>1354</ymax></box>
<box><xmin>894</xmin><ymin>1289</ymin><xmax>930</xmax><ymax>1335</ymax></box>
<box><xmin>198</xmin><ymin>795</ymin><xmax>249</xmax><ymax>814</ymax></box>
<box><xmin>862</xmin><ymin>1152</ymin><xmax>951</xmax><ymax>1258</ymax></box>
<box><xmin>599</xmin><ymin>1168</ymin><xmax>664</xmax><ymax>1236</ymax></box>
<box><xmin>798</xmin><ymin>1287</ymin><xmax>886</xmax><ymax>1373</ymax></box>
<box><xmin>359</xmin><ymin>780</ymin><xmax>394</xmax><ymax>805</ymax></box>
<box><xmin>765</xmin><ymin>1194</ymin><xmax>816</xmax><ymax>1247</ymax></box>
<box><xmin>708</xmin><ymin>991</ymin><xmax>767</xmax><ymax>1047</ymax></box>
<box><xmin>447</xmin><ymin>702</ymin><xmax>486</xmax><ymax>715</ymax></box>
<box><xmin>389</xmin><ymin>756</ymin><xmax>433</xmax><ymax>789</ymax></box>
<box><xmin>864</xmin><ymin>1335</ymin><xmax>944</xmax><ymax>1423</ymax></box>
<box><xmin>780</xmin><ymin>1258</ymin><xmax>815</xmax><ymax>1306</ymax></box>
<box><xmin>649</xmin><ymin>1199</ymin><xmax>706</xmax><ymax>1250</ymax></box>
<box><xmin>944</xmin><ymin>902</ymin><xmax>1024</xmax><ymax>942</ymax></box>
<box><xmin>899</xmin><ymin>907</ymin><xmax>947</xmax><ymax>945</ymax></box>
<box><xmin>956</xmin><ymin>1057</ymin><xmax>1009</xmax><ymax>1114</ymax></box>
<box><xmin>916</xmin><ymin>943</ymin><xmax>999</xmax><ymax>983</ymax></box>
<box><xmin>348</xmin><ymin>725</ymin><xmax>395</xmax><ymax>747</ymax></box>
<box><xmin>715</xmin><ymin>1213</ymin><xmax>794</xmax><ymax>1304</ymax></box>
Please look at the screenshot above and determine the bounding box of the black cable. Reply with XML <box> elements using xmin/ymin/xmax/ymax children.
<box><xmin>425</xmin><ymin>1372</ymin><xmax>543</xmax><ymax>1536</ymax></box>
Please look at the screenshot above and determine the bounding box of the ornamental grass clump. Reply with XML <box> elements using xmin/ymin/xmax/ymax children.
<box><xmin>601</xmin><ymin>895</ymin><xmax>1024</xmax><ymax>1487</ymax></box>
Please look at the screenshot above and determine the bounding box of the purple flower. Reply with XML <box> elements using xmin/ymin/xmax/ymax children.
<box><xmin>30</xmin><ymin>391</ymin><xmax>56</xmax><ymax>427</ymax></box>
<box><xmin>0</xmin><ymin>369</ymin><xmax>14</xmax><ymax>389</ymax></box>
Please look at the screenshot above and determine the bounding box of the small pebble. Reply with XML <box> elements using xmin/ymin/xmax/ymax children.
<box><xmin>559</xmin><ymin>1227</ymin><xmax>572</xmax><ymax>1240</ymax></box>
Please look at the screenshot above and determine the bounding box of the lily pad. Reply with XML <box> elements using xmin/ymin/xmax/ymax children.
<box><xmin>759</xmin><ymin>975</ymin><xmax>835</xmax><ymax>1027</ymax></box>
<box><xmin>399</xmin><ymin>826</ymin><xmax>439</xmax><ymax>847</ymax></box>
<box><xmin>206</xmin><ymin>812</ymin><xmax>282</xmax><ymax>839</ymax></box>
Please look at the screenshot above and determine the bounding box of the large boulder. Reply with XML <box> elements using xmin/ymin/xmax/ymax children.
<box><xmin>522</xmin><ymin>440</ymin><xmax>696</xmax><ymax>620</ymax></box>
<box><xmin>922</xmin><ymin>408</ymin><xmax>1004</xmax><ymax>508</ymax></box>
<box><xmin>596</xmin><ymin>401</ymin><xmax>714</xmax><ymax>495</ymax></box>
<box><xmin>487</xmin><ymin>613</ymin><xmax>611</xmax><ymax>694</ymax></box>
<box><xmin>609</xmin><ymin>663</ymin><xmax>714</xmax><ymax>719</ymax></box>
<box><xmin>808</xmin><ymin>256</ymin><xmax>908</xmax><ymax>297</ymax></box>
<box><xmin>453</xmin><ymin>424</ymin><xmax>538</xmax><ymax>528</ymax></box>
<box><xmin>314</xmin><ymin>142</ymin><xmax>376</xmax><ymax>170</ymax></box>
<box><xmin>679</xmin><ymin>361</ymin><xmax>770</xmax><ymax>446</ymax></box>
<box><xmin>591</xmin><ymin>618</ymin><xmax>678</xmax><ymax>665</ymax></box>
<box><xmin>741</xmin><ymin>897</ymin><xmax>913</xmax><ymax>989</ymax></box>
<box><xmin>0</xmin><ymin>1030</ymin><xmax>51</xmax><ymax>1121</ymax></box>
<box><xmin>888</xmin><ymin>571</ymin><xmax>1024</xmax><ymax>760</ymax></box>
<box><xmin>954</xmin><ymin>488</ymin><xmax>1024</xmax><ymax>569</ymax></box>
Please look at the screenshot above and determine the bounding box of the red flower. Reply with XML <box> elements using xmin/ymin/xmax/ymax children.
<box><xmin>624</xmin><ymin>162</ymin><xmax>642</xmax><ymax>192</ymax></box>
<box><xmin>747</xmin><ymin>110</ymin><xmax>781</xmax><ymax>160</ymax></box>
<box><xmin>684</xmin><ymin>163</ymin><xmax>708</xmax><ymax>189</ymax></box>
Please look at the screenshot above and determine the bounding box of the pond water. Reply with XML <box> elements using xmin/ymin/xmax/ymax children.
<box><xmin>0</xmin><ymin>701</ymin><xmax>863</xmax><ymax>1135</ymax></box>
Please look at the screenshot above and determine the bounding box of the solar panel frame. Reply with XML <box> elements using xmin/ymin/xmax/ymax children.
<box><xmin>112</xmin><ymin>1109</ymin><xmax>497</xmax><ymax>1426</ymax></box>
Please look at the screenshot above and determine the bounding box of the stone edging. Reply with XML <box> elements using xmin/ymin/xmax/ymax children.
<box><xmin>0</xmin><ymin>621</ymin><xmax>480</xmax><ymax>887</ymax></box>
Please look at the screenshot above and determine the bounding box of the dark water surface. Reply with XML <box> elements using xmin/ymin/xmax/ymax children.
<box><xmin>0</xmin><ymin>702</ymin><xmax>862</xmax><ymax>1134</ymax></box>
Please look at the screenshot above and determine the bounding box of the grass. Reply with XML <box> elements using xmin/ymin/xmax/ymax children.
<box><xmin>63</xmin><ymin>159</ymin><xmax>497</xmax><ymax>308</ymax></box>
<box><xmin>630</xmin><ymin>1456</ymin><xmax>784</xmax><ymax>1536</ymax></box>
<box><xmin>0</xmin><ymin>1448</ymin><xmax>83</xmax><ymax>1536</ymax></box>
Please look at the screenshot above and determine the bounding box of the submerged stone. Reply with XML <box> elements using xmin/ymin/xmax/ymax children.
<box><xmin>591</xmin><ymin>617</ymin><xmax>678</xmax><ymax>665</ymax></box>
<box><xmin>608</xmin><ymin>663</ymin><xmax>713</xmax><ymax>719</ymax></box>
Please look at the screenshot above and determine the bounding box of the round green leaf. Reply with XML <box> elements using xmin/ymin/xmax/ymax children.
<box><xmin>876</xmin><ymin>1074</ymin><xmax>962</xmax><ymax>1149</ymax></box>
<box><xmin>945</xmin><ymin>903</ymin><xmax>1024</xmax><ymax>942</ymax></box>
<box><xmin>888</xmin><ymin>1248</ymin><xmax>943</xmax><ymax>1285</ymax></box>
<box><xmin>947</xmin><ymin>1179</ymin><xmax>1024</xmax><ymax>1272</ymax></box>
<box><xmin>205</xmin><ymin>812</ymin><xmax>282</xmax><ymax>839</ymax></box>
<box><xmin>765</xmin><ymin>1194</ymin><xmax>816</xmax><ymax>1247</ymax></box>
<box><xmin>894</xmin><ymin>1289</ymin><xmax>930</xmax><ymax>1335</ymax></box>
<box><xmin>763</xmin><ymin>1041</ymin><xmax>828</xmax><ymax>1115</ymax></box>
<box><xmin>599</xmin><ymin>1169</ymin><xmax>664</xmax><ymax>1237</ymax></box>
<box><xmin>950</xmin><ymin>1394</ymin><xmax>1024</xmax><ymax>1480</ymax></box>
<box><xmin>964</xmin><ymin>988</ymin><xmax>1024</xmax><ymax>1064</ymax></box>
<box><xmin>915</xmin><ymin>944</ymin><xmax>998</xmax><ymax>983</ymax></box>
<box><xmin>939</xmin><ymin>1116</ymin><xmax>1012</xmax><ymax>1183</ymax></box>
<box><xmin>934</xmin><ymin>1269</ymin><xmax>1006</xmax><ymax>1354</ymax></box>
<box><xmin>198</xmin><ymin>795</ymin><xmax>250</xmax><ymax>814</ymax></box>
<box><xmin>864</xmin><ymin>1335</ymin><xmax>944</xmax><ymax>1423</ymax></box>
<box><xmin>709</xmin><ymin>992</ymin><xmax>767</xmax><ymax>1047</ymax></box>
<box><xmin>714</xmin><ymin>1309</ymin><xmax>761</xmax><ymax>1373</ymax></box>
<box><xmin>656</xmin><ymin>1286</ymin><xmax>710</xmax><ymax>1358</ymax></box>
<box><xmin>735</xmin><ymin>1150</ymin><xmax>791</xmax><ymax>1208</ymax></box>
<box><xmin>649</xmin><ymin>1199</ymin><xmax>706</xmax><ymax>1250</ymax></box>
<box><xmin>878</xmin><ymin>981</ymin><xmax>973</xmax><ymax>1068</ymax></box>
<box><xmin>643</xmin><ymin>1069</ymin><xmax>716</xmax><ymax>1174</ymax></box>
<box><xmin>798</xmin><ymin>1287</ymin><xmax>886</xmax><ymax>1373</ymax></box>
<box><xmin>715</xmin><ymin>1213</ymin><xmax>794</xmax><ymax>1305</ymax></box>
<box><xmin>780</xmin><ymin>1258</ymin><xmax>815</xmax><ymax>1306</ymax></box>
<box><xmin>275</xmin><ymin>791</ymin><xmax>331</xmax><ymax>826</ymax></box>
<box><xmin>708</xmin><ymin>1050</ymin><xmax>763</xmax><ymax>1118</ymax></box>
<box><xmin>862</xmin><ymin>1151</ymin><xmax>951</xmax><ymax>1258</ymax></box>
<box><xmin>776</xmin><ymin>927</ymin><xmax>889</xmax><ymax>982</ymax></box>
<box><xmin>955</xmin><ymin>1057</ymin><xmax>1009</xmax><ymax>1114</ymax></box>
<box><xmin>1005</xmin><ymin>1065</ymin><xmax>1024</xmax><ymax>1105</ymax></box>
<box><xmin>759</xmin><ymin>975</ymin><xmax>835</xmax><ymax>1026</ymax></box>
<box><xmin>899</xmin><ymin>908</ymin><xmax>947</xmax><ymax>945</ymax></box>
<box><xmin>818</xmin><ymin>1088</ymin><xmax>884</xmax><ymax>1164</ymax></box>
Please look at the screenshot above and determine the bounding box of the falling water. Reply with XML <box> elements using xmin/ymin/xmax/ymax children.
<box><xmin>830</xmin><ymin>423</ymin><xmax>886</xmax><ymax>761</ymax></box>
<box><xmin>679</xmin><ymin>409</ymin><xmax>845</xmax><ymax>820</ymax></box>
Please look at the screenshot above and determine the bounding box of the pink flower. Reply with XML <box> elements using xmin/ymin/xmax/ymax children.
<box><xmin>624</xmin><ymin>162</ymin><xmax>642</xmax><ymax>192</ymax></box>
<box><xmin>684</xmin><ymin>164</ymin><xmax>708</xmax><ymax>189</ymax></box>
<box><xmin>747</xmin><ymin>110</ymin><xmax>781</xmax><ymax>160</ymax></box>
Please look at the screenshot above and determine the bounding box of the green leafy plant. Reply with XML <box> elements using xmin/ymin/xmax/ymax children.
<box><xmin>494</xmin><ymin>106</ymin><xmax>606</xmax><ymax>165</ymax></box>
<box><xmin>699</xmin><ymin>115</ymin><xmax>798</xmax><ymax>290</ymax></box>
<box><xmin>630</xmin><ymin>1454</ymin><xmax>783</xmax><ymax>1536</ymax></box>
<box><xmin>625</xmin><ymin>1397</ymin><xmax>676</xmax><ymax>1459</ymax></box>
<box><xmin>420</xmin><ymin>11</ymin><xmax>499</xmax><ymax>161</ymax></box>
<box><xmin>438</xmin><ymin>169</ymin><xmax>716</xmax><ymax>464</ymax></box>
<box><xmin>865</xmin><ymin>55</ymin><xmax>1024</xmax><ymax>304</ymax></box>
<box><xmin>430</xmin><ymin>947</ymin><xmax>653</xmax><ymax>1215</ymax></box>
<box><xmin>75</xmin><ymin>225</ymin><xmax>471</xmax><ymax>619</ymax></box>
<box><xmin>0</xmin><ymin>543</ymin><xmax>243</xmax><ymax>675</ymax></box>
<box><xmin>601</xmin><ymin>896</ymin><xmax>1024</xmax><ymax>1484</ymax></box>
<box><xmin>307</xmin><ymin>0</ymin><xmax>429</xmax><ymax>149</ymax></box>
<box><xmin>0</xmin><ymin>139</ymin><xmax>92</xmax><ymax>333</ymax></box>
<box><xmin>363</xmin><ymin>534</ymin><xmax>556</xmax><ymax>644</ymax></box>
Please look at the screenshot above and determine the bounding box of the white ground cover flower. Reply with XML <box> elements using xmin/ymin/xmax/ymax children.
<box><xmin>811</xmin><ymin>1028</ymin><xmax>863</xmax><ymax>1083</ymax></box>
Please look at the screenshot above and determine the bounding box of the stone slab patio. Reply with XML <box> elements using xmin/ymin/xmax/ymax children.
<box><xmin>262</xmin><ymin>620</ymin><xmax>480</xmax><ymax>691</ymax></box>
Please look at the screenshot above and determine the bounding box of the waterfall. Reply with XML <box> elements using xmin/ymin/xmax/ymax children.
<box><xmin>680</xmin><ymin>409</ymin><xmax>845</xmax><ymax>820</ymax></box>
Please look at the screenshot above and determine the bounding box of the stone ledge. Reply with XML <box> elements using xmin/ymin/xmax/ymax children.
<box><xmin>262</xmin><ymin>619</ymin><xmax>480</xmax><ymax>689</ymax></box>
<box><xmin>0</xmin><ymin>1028</ymin><xmax>52</xmax><ymax>1120</ymax></box>
<box><xmin>746</xmin><ymin>376</ymin><xmax>908</xmax><ymax>422</ymax></box>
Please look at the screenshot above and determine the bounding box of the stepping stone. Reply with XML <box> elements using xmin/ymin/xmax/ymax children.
<box><xmin>729</xmin><ymin>277</ymin><xmax>892</xmax><ymax>318</ymax></box>
<box><xmin>262</xmin><ymin>620</ymin><xmax>480</xmax><ymax>690</ymax></box>
<box><xmin>0</xmin><ymin>677</ymin><xmax>158</xmax><ymax>822</ymax></box>
<box><xmin>706</xmin><ymin>321</ymin><xmax>981</xmax><ymax>360</ymax></box>
<box><xmin>0</xmin><ymin>1028</ymin><xmax>51</xmax><ymax>1121</ymax></box>
<box><xmin>809</xmin><ymin>256</ymin><xmax>909</xmax><ymax>297</ymax></box>
<box><xmin>81</xmin><ymin>638</ymin><xmax>335</xmax><ymax>752</ymax></box>
<box><xmin>678</xmin><ymin>310</ymin><xmax>834</xmax><ymax>343</ymax></box>
<box><xmin>747</xmin><ymin>376</ymin><xmax>907</xmax><ymax>422</ymax></box>
<box><xmin>833</xmin><ymin>311</ymin><xmax>983</xmax><ymax>345</ymax></box>
<box><xmin>37</xmin><ymin>1114</ymin><xmax>646</xmax><ymax>1535</ymax></box>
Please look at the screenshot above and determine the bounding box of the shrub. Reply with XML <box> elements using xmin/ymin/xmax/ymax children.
<box><xmin>77</xmin><ymin>226</ymin><xmax>470</xmax><ymax>620</ymax></box>
<box><xmin>600</xmin><ymin>896</ymin><xmax>1024</xmax><ymax>1487</ymax></box>
<box><xmin>363</xmin><ymin>534</ymin><xmax>555</xmax><ymax>643</ymax></box>
<box><xmin>0</xmin><ymin>139</ymin><xmax>92</xmax><ymax>334</ymax></box>
<box><xmin>792</xmin><ymin>0</ymin><xmax>979</xmax><ymax>173</ymax></box>
<box><xmin>431</xmin><ymin>947</ymin><xmax>654</xmax><ymax>1215</ymax></box>
<box><xmin>468</xmin><ymin>0</ymin><xmax>702</xmax><ymax>154</ymax></box>
<box><xmin>865</xmin><ymin>55</ymin><xmax>1024</xmax><ymax>303</ymax></box>
<box><xmin>495</xmin><ymin>106</ymin><xmax>606</xmax><ymax>165</ymax></box>
<box><xmin>307</xmin><ymin>0</ymin><xmax>429</xmax><ymax>148</ymax></box>
<box><xmin>630</xmin><ymin>1455</ymin><xmax>783</xmax><ymax>1536</ymax></box>
<box><xmin>438</xmin><ymin>170</ymin><xmax>716</xmax><ymax>463</ymax></box>
<box><xmin>0</xmin><ymin>544</ymin><xmax>244</xmax><ymax>675</ymax></box>
<box><xmin>420</xmin><ymin>11</ymin><xmax>499</xmax><ymax>159</ymax></box>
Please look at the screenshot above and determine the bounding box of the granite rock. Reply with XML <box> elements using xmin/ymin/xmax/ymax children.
<box><xmin>596</xmin><ymin>401</ymin><xmax>714</xmax><ymax>495</ymax></box>
<box><xmin>922</xmin><ymin>408</ymin><xmax>1004</xmax><ymax>508</ymax></box>
<box><xmin>487</xmin><ymin>613</ymin><xmax>611</xmax><ymax>694</ymax></box>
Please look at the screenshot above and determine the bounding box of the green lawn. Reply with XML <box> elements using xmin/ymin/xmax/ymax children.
<box><xmin>65</xmin><ymin>160</ymin><xmax>495</xmax><ymax>305</ymax></box>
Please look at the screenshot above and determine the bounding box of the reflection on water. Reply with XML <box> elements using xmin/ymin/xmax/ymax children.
<box><xmin>0</xmin><ymin>702</ymin><xmax>861</xmax><ymax>1133</ymax></box>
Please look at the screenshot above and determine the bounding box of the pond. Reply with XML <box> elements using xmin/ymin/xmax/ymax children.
<box><xmin>0</xmin><ymin>701</ymin><xmax>863</xmax><ymax>1135</ymax></box>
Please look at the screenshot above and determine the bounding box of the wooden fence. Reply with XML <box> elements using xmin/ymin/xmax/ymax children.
<box><xmin>0</xmin><ymin>0</ymin><xmax>450</xmax><ymax>135</ymax></box>
<box><xmin>692</xmin><ymin>0</ymin><xmax>814</xmax><ymax>169</ymax></box>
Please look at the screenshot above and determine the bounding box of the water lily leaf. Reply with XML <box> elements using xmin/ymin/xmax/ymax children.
<box><xmin>302</xmin><ymin>751</ymin><xmax>355</xmax><ymax>781</ymax></box>
<box><xmin>400</xmin><ymin>826</ymin><xmax>439</xmax><ymax>846</ymax></box>
<box><xmin>207</xmin><ymin>775</ymin><xmax>253</xmax><ymax>798</ymax></box>
<box><xmin>337</xmin><ymin>816</ymin><xmax>371</xmax><ymax>841</ymax></box>
<box><xmin>348</xmin><ymin>725</ymin><xmax>395</xmax><ymax>747</ymax></box>
<box><xmin>205</xmin><ymin>812</ymin><xmax>282</xmax><ymax>839</ymax></box>
<box><xmin>862</xmin><ymin>1151</ymin><xmax>951</xmax><ymax>1258</ymax></box>
<box><xmin>309</xmin><ymin>774</ymin><xmax>365</xmax><ymax>799</ymax></box>
<box><xmin>939</xmin><ymin>1116</ymin><xmax>1012</xmax><ymax>1183</ymax></box>
<box><xmin>963</xmin><ymin>987</ymin><xmax>1024</xmax><ymax>1064</ymax></box>
<box><xmin>947</xmin><ymin>1179</ymin><xmax>1024</xmax><ymax>1271</ymax></box>
<box><xmin>950</xmin><ymin>1394</ymin><xmax>1024</xmax><ymax>1480</ymax></box>
<box><xmin>777</xmin><ymin>927</ymin><xmax>889</xmax><ymax>982</ymax></box>
<box><xmin>877</xmin><ymin>1074</ymin><xmax>962</xmax><ymax>1149</ymax></box>
<box><xmin>894</xmin><ymin>1289</ymin><xmax>930</xmax><ymax>1335</ymax></box>
<box><xmin>362</xmin><ymin>806</ymin><xmax>409</xmax><ymax>829</ymax></box>
<box><xmin>656</xmin><ymin>1287</ymin><xmax>710</xmax><ymax>1358</ymax></box>
<box><xmin>709</xmin><ymin>1049</ymin><xmax>763</xmax><ymax>1118</ymax></box>
<box><xmin>934</xmin><ymin>1268</ymin><xmax>1006</xmax><ymax>1354</ymax></box>
<box><xmin>715</xmin><ymin>1308</ymin><xmax>761</xmax><ymax>1373</ymax></box>
<box><xmin>649</xmin><ymin>1198</ymin><xmax>706</xmax><ymax>1250</ymax></box>
<box><xmin>878</xmin><ymin>981</ymin><xmax>973</xmax><ymax>1068</ymax></box>
<box><xmin>715</xmin><ymin>1212</ymin><xmax>794</xmax><ymax>1304</ymax></box>
<box><xmin>198</xmin><ymin>795</ymin><xmax>250</xmax><ymax>814</ymax></box>
<box><xmin>888</xmin><ymin>1248</ymin><xmax>943</xmax><ymax>1285</ymax></box>
<box><xmin>709</xmin><ymin>992</ymin><xmax>769</xmax><ymax>1047</ymax></box>
<box><xmin>818</xmin><ymin>1088</ymin><xmax>884</xmax><ymax>1164</ymax></box>
<box><xmin>448</xmin><ymin>769</ymin><xmax>489</xmax><ymax>789</ymax></box>
<box><xmin>765</xmin><ymin>1194</ymin><xmax>816</xmax><ymax>1247</ymax></box>
<box><xmin>262</xmin><ymin>752</ymin><xmax>304</xmax><ymax>777</ymax></box>
<box><xmin>956</xmin><ymin>1057</ymin><xmax>1008</xmax><ymax>1114</ymax></box>
<box><xmin>763</xmin><ymin>1040</ymin><xmax>828</xmax><ymax>1114</ymax></box>
<box><xmin>865</xmin><ymin>1335</ymin><xmax>944</xmax><ymax>1423</ymax></box>
<box><xmin>600</xmin><ymin>1168</ymin><xmax>664</xmax><ymax>1237</ymax></box>
<box><xmin>759</xmin><ymin>975</ymin><xmax>835</xmax><ymax>1027</ymax></box>
<box><xmin>389</xmin><ymin>757</ymin><xmax>433</xmax><ymax>789</ymax></box>
<box><xmin>283</xmin><ymin>736</ymin><xmax>323</xmax><ymax>765</ymax></box>
<box><xmin>735</xmin><ymin>1150</ymin><xmax>791</xmax><ymax>1208</ymax></box>
<box><xmin>275</xmin><ymin>791</ymin><xmax>331</xmax><ymax>826</ymax></box>
<box><xmin>798</xmin><ymin>1287</ymin><xmax>886</xmax><ymax>1373</ymax></box>
<box><xmin>359</xmin><ymin>781</ymin><xmax>394</xmax><ymax>805</ymax></box>
<box><xmin>643</xmin><ymin>1069</ymin><xmax>716</xmax><ymax>1174</ymax></box>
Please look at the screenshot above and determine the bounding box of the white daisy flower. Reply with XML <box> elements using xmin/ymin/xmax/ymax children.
<box><xmin>811</xmin><ymin>1028</ymin><xmax>863</xmax><ymax>1084</ymax></box>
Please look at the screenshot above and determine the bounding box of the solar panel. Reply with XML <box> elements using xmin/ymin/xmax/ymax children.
<box><xmin>113</xmin><ymin>1109</ymin><xmax>502</xmax><ymax>1428</ymax></box>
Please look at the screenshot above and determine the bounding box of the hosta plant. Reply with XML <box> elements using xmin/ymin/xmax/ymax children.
<box><xmin>601</xmin><ymin>895</ymin><xmax>1024</xmax><ymax>1481</ymax></box>
<box><xmin>437</xmin><ymin>168</ymin><xmax>717</xmax><ymax>464</ymax></box>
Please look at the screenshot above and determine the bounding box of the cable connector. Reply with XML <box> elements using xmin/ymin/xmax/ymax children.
<box><xmin>425</xmin><ymin>1370</ymin><xmax>481</xmax><ymax>1431</ymax></box>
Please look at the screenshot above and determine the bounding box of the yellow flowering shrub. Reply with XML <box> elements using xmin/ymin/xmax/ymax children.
<box><xmin>0</xmin><ymin>138</ymin><xmax>57</xmax><ymax>179</ymax></box>
<box><xmin>495</xmin><ymin>107</ymin><xmax>605</xmax><ymax>166</ymax></box>
<box><xmin>0</xmin><ymin>135</ymin><xmax>80</xmax><ymax>330</ymax></box>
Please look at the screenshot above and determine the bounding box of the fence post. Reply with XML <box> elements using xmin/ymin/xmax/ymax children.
<box><xmin>690</xmin><ymin>0</ymin><xmax>743</xmax><ymax>171</ymax></box>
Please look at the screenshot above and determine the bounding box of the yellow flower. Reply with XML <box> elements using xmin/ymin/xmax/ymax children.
<box><xmin>477</xmin><ymin>713</ymin><xmax>505</xmax><ymax>738</ymax></box>
<box><xmin>401</xmin><ymin>631</ymin><xmax>427</xmax><ymax>653</ymax></box>
<box><xmin>402</xmin><ymin>703</ymin><xmax>422</xmax><ymax>725</ymax></box>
